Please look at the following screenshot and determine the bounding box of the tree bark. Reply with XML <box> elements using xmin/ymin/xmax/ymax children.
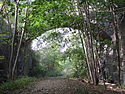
<box><xmin>76</xmin><ymin>0</ymin><xmax>94</xmax><ymax>82</ymax></box>
<box><xmin>12</xmin><ymin>7</ymin><xmax>28</xmax><ymax>79</ymax></box>
<box><xmin>83</xmin><ymin>1</ymin><xmax>98</xmax><ymax>85</ymax></box>
<box><xmin>78</xmin><ymin>30</ymin><xmax>92</xmax><ymax>81</ymax></box>
<box><xmin>119</xmin><ymin>15</ymin><xmax>125</xmax><ymax>85</ymax></box>
<box><xmin>109</xmin><ymin>1</ymin><xmax>121</xmax><ymax>84</ymax></box>
<box><xmin>9</xmin><ymin>0</ymin><xmax>19</xmax><ymax>79</ymax></box>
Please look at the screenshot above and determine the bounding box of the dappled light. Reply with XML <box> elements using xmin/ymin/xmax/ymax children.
<box><xmin>31</xmin><ymin>28</ymin><xmax>85</xmax><ymax>78</ymax></box>
<box><xmin>0</xmin><ymin>0</ymin><xmax>125</xmax><ymax>94</ymax></box>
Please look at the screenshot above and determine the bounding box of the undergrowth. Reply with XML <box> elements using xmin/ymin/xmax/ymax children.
<box><xmin>75</xmin><ymin>87</ymin><xmax>89</xmax><ymax>94</ymax></box>
<box><xmin>0</xmin><ymin>77</ymin><xmax>38</xmax><ymax>94</ymax></box>
<box><xmin>119</xmin><ymin>85</ymin><xmax>125</xmax><ymax>89</ymax></box>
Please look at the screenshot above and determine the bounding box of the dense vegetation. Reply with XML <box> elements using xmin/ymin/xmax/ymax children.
<box><xmin>0</xmin><ymin>77</ymin><xmax>37</xmax><ymax>94</ymax></box>
<box><xmin>1</xmin><ymin>0</ymin><xmax>125</xmax><ymax>93</ymax></box>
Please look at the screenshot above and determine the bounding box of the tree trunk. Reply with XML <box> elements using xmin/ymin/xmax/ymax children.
<box><xmin>78</xmin><ymin>30</ymin><xmax>92</xmax><ymax>81</ymax></box>
<box><xmin>119</xmin><ymin>15</ymin><xmax>125</xmax><ymax>85</ymax></box>
<box><xmin>9</xmin><ymin>0</ymin><xmax>19</xmax><ymax>79</ymax></box>
<box><xmin>12</xmin><ymin>7</ymin><xmax>28</xmax><ymax>79</ymax></box>
<box><xmin>109</xmin><ymin>1</ymin><xmax>121</xmax><ymax>84</ymax></box>
<box><xmin>83</xmin><ymin>1</ymin><xmax>99</xmax><ymax>85</ymax></box>
<box><xmin>76</xmin><ymin>0</ymin><xmax>94</xmax><ymax>83</ymax></box>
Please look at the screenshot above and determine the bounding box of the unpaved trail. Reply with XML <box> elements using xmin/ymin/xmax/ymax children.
<box><xmin>12</xmin><ymin>78</ymin><xmax>88</xmax><ymax>94</ymax></box>
<box><xmin>11</xmin><ymin>78</ymin><xmax>125</xmax><ymax>94</ymax></box>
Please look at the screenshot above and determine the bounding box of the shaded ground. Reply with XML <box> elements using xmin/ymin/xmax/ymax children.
<box><xmin>10</xmin><ymin>78</ymin><xmax>125</xmax><ymax>94</ymax></box>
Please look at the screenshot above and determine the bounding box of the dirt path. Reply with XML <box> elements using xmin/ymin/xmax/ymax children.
<box><xmin>11</xmin><ymin>78</ymin><xmax>125</xmax><ymax>94</ymax></box>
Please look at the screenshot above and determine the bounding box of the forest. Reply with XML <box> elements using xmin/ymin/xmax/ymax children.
<box><xmin>0</xmin><ymin>0</ymin><xmax>125</xmax><ymax>94</ymax></box>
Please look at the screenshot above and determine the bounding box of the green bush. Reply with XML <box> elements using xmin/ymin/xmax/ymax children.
<box><xmin>45</xmin><ymin>70</ymin><xmax>63</xmax><ymax>77</ymax></box>
<box><xmin>67</xmin><ymin>69</ymin><xmax>87</xmax><ymax>78</ymax></box>
<box><xmin>75</xmin><ymin>87</ymin><xmax>89</xmax><ymax>94</ymax></box>
<box><xmin>33</xmin><ymin>65</ymin><xmax>47</xmax><ymax>77</ymax></box>
<box><xmin>0</xmin><ymin>77</ymin><xmax>38</xmax><ymax>94</ymax></box>
<box><xmin>33</xmin><ymin>64</ymin><xmax>63</xmax><ymax>77</ymax></box>
<box><xmin>119</xmin><ymin>85</ymin><xmax>125</xmax><ymax>89</ymax></box>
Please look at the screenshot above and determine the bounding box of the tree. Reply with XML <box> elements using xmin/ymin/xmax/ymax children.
<box><xmin>1</xmin><ymin>0</ymin><xmax>125</xmax><ymax>86</ymax></box>
<box><xmin>9</xmin><ymin>0</ymin><xmax>19</xmax><ymax>79</ymax></box>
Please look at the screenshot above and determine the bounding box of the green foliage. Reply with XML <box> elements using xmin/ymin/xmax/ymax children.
<box><xmin>60</xmin><ymin>47</ymin><xmax>87</xmax><ymax>78</ymax></box>
<box><xmin>113</xmin><ymin>0</ymin><xmax>125</xmax><ymax>7</ymax></box>
<box><xmin>75</xmin><ymin>87</ymin><xmax>89</xmax><ymax>94</ymax></box>
<box><xmin>26</xmin><ymin>0</ymin><xmax>82</xmax><ymax>39</ymax></box>
<box><xmin>119</xmin><ymin>85</ymin><xmax>125</xmax><ymax>89</ymax></box>
<box><xmin>45</xmin><ymin>70</ymin><xmax>63</xmax><ymax>77</ymax></box>
<box><xmin>33</xmin><ymin>64</ymin><xmax>62</xmax><ymax>77</ymax></box>
<box><xmin>32</xmin><ymin>29</ymin><xmax>88</xmax><ymax>78</ymax></box>
<box><xmin>0</xmin><ymin>77</ymin><xmax>38</xmax><ymax>94</ymax></box>
<box><xmin>33</xmin><ymin>64</ymin><xmax>47</xmax><ymax>77</ymax></box>
<box><xmin>73</xmin><ymin>69</ymin><xmax>87</xmax><ymax>78</ymax></box>
<box><xmin>1</xmin><ymin>0</ymin><xmax>124</xmax><ymax>87</ymax></box>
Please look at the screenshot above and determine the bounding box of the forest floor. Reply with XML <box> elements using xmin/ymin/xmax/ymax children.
<box><xmin>10</xmin><ymin>78</ymin><xmax>125</xmax><ymax>94</ymax></box>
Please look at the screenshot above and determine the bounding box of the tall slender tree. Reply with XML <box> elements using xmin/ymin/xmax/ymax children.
<box><xmin>9</xmin><ymin>0</ymin><xmax>19</xmax><ymax>79</ymax></box>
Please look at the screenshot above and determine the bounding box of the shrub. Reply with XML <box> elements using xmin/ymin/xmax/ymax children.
<box><xmin>75</xmin><ymin>87</ymin><xmax>89</xmax><ymax>94</ymax></box>
<box><xmin>33</xmin><ymin>64</ymin><xmax>47</xmax><ymax>77</ymax></box>
<box><xmin>119</xmin><ymin>85</ymin><xmax>125</xmax><ymax>89</ymax></box>
<box><xmin>0</xmin><ymin>77</ymin><xmax>38</xmax><ymax>94</ymax></box>
<box><xmin>45</xmin><ymin>70</ymin><xmax>63</xmax><ymax>77</ymax></box>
